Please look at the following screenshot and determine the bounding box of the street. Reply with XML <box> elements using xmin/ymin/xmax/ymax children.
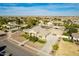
<box><xmin>0</xmin><ymin>36</ymin><xmax>37</xmax><ymax>56</ymax></box>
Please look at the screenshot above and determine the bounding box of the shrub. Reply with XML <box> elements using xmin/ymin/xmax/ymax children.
<box><xmin>53</xmin><ymin>44</ymin><xmax>59</xmax><ymax>50</ymax></box>
<box><xmin>63</xmin><ymin>32</ymin><xmax>70</xmax><ymax>36</ymax></box>
<box><xmin>63</xmin><ymin>38</ymin><xmax>72</xmax><ymax>42</ymax></box>
<box><xmin>29</xmin><ymin>36</ymin><xmax>38</xmax><ymax>43</ymax></box>
<box><xmin>22</xmin><ymin>33</ymin><xmax>46</xmax><ymax>44</ymax></box>
<box><xmin>21</xmin><ymin>33</ymin><xmax>29</xmax><ymax>39</ymax></box>
<box><xmin>38</xmin><ymin>39</ymin><xmax>46</xmax><ymax>44</ymax></box>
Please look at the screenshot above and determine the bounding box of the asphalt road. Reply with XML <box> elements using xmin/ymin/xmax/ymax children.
<box><xmin>0</xmin><ymin>36</ymin><xmax>37</xmax><ymax>56</ymax></box>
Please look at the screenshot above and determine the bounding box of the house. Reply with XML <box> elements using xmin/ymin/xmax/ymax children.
<box><xmin>2</xmin><ymin>25</ymin><xmax>11</xmax><ymax>29</ymax></box>
<box><xmin>39</xmin><ymin>20</ymin><xmax>45</xmax><ymax>26</ymax></box>
<box><xmin>39</xmin><ymin>21</ymin><xmax>53</xmax><ymax>29</ymax></box>
<box><xmin>20</xmin><ymin>24</ymin><xmax>28</xmax><ymax>28</ymax></box>
<box><xmin>71</xmin><ymin>33</ymin><xmax>79</xmax><ymax>42</ymax></box>
<box><xmin>47</xmin><ymin>22</ymin><xmax>53</xmax><ymax>26</ymax></box>
<box><xmin>23</xmin><ymin>26</ymin><xmax>50</xmax><ymax>40</ymax></box>
<box><xmin>72</xmin><ymin>19</ymin><xmax>79</xmax><ymax>25</ymax></box>
<box><xmin>31</xmin><ymin>26</ymin><xmax>50</xmax><ymax>39</ymax></box>
<box><xmin>23</xmin><ymin>29</ymin><xmax>37</xmax><ymax>36</ymax></box>
<box><xmin>7</xmin><ymin>22</ymin><xmax>19</xmax><ymax>29</ymax></box>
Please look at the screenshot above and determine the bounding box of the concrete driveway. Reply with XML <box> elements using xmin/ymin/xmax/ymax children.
<box><xmin>41</xmin><ymin>34</ymin><xmax>58</xmax><ymax>53</ymax></box>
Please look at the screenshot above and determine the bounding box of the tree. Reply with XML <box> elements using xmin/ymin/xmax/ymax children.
<box><xmin>29</xmin><ymin>36</ymin><xmax>38</xmax><ymax>43</ymax></box>
<box><xmin>63</xmin><ymin>20</ymin><xmax>78</xmax><ymax>42</ymax></box>
<box><xmin>16</xmin><ymin>18</ymin><xmax>23</xmax><ymax>25</ymax></box>
<box><xmin>25</xmin><ymin>17</ymin><xmax>39</xmax><ymax>28</ymax></box>
<box><xmin>67</xmin><ymin>28</ymin><xmax>78</xmax><ymax>34</ymax></box>
<box><xmin>0</xmin><ymin>17</ymin><xmax>8</xmax><ymax>25</ymax></box>
<box><xmin>22</xmin><ymin>32</ymin><xmax>29</xmax><ymax>39</ymax></box>
<box><xmin>53</xmin><ymin>44</ymin><xmax>59</xmax><ymax>50</ymax></box>
<box><xmin>43</xmin><ymin>20</ymin><xmax>49</xmax><ymax>24</ymax></box>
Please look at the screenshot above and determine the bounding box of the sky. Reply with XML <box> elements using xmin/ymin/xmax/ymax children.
<box><xmin>0</xmin><ymin>3</ymin><xmax>79</xmax><ymax>16</ymax></box>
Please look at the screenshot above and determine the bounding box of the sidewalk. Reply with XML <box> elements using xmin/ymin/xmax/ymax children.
<box><xmin>7</xmin><ymin>31</ymin><xmax>51</xmax><ymax>56</ymax></box>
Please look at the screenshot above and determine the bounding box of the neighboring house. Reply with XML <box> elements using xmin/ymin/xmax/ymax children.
<box><xmin>40</xmin><ymin>22</ymin><xmax>53</xmax><ymax>29</ymax></box>
<box><xmin>53</xmin><ymin>26</ymin><xmax>65</xmax><ymax>30</ymax></box>
<box><xmin>10</xmin><ymin>27</ymin><xmax>19</xmax><ymax>31</ymax></box>
<box><xmin>53</xmin><ymin>21</ymin><xmax>64</xmax><ymax>26</ymax></box>
<box><xmin>72</xmin><ymin>20</ymin><xmax>79</xmax><ymax>25</ymax></box>
<box><xmin>7</xmin><ymin>22</ymin><xmax>19</xmax><ymax>29</ymax></box>
<box><xmin>2</xmin><ymin>25</ymin><xmax>11</xmax><ymax>29</ymax></box>
<box><xmin>39</xmin><ymin>20</ymin><xmax>53</xmax><ymax>28</ymax></box>
<box><xmin>8</xmin><ymin>22</ymin><xmax>17</xmax><ymax>26</ymax></box>
<box><xmin>47</xmin><ymin>22</ymin><xmax>53</xmax><ymax>26</ymax></box>
<box><xmin>20</xmin><ymin>24</ymin><xmax>28</xmax><ymax>28</ymax></box>
<box><xmin>71</xmin><ymin>33</ymin><xmax>79</xmax><ymax>41</ymax></box>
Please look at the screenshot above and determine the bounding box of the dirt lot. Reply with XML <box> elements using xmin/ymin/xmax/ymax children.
<box><xmin>11</xmin><ymin>31</ymin><xmax>26</xmax><ymax>42</ymax></box>
<box><xmin>55</xmin><ymin>39</ymin><xmax>79</xmax><ymax>56</ymax></box>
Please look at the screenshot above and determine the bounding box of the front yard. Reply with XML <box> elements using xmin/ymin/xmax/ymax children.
<box><xmin>11</xmin><ymin>31</ymin><xmax>46</xmax><ymax>50</ymax></box>
<box><xmin>55</xmin><ymin>39</ymin><xmax>79</xmax><ymax>56</ymax></box>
